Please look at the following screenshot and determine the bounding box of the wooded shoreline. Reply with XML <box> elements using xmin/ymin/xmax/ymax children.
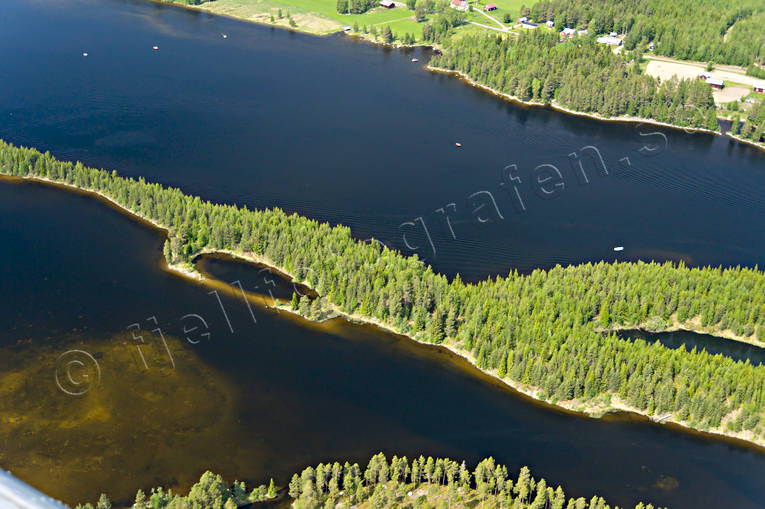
<box><xmin>153</xmin><ymin>0</ymin><xmax>764</xmax><ymax>151</ymax></box>
<box><xmin>427</xmin><ymin>65</ymin><xmax>765</xmax><ymax>152</ymax></box>
<box><xmin>1</xmin><ymin>145</ymin><xmax>763</xmax><ymax>450</ymax></box>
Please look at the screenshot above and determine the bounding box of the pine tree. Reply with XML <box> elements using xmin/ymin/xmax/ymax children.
<box><xmin>268</xmin><ymin>478</ymin><xmax>277</xmax><ymax>498</ymax></box>
<box><xmin>383</xmin><ymin>26</ymin><xmax>393</xmax><ymax>44</ymax></box>
<box><xmin>291</xmin><ymin>292</ymin><xmax>299</xmax><ymax>310</ymax></box>
<box><xmin>134</xmin><ymin>490</ymin><xmax>148</xmax><ymax>509</ymax></box>
<box><xmin>96</xmin><ymin>494</ymin><xmax>111</xmax><ymax>509</ymax></box>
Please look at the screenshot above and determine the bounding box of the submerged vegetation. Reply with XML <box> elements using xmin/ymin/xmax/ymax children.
<box><xmin>2</xmin><ymin>140</ymin><xmax>764</xmax><ymax>443</ymax></box>
<box><xmin>79</xmin><ymin>453</ymin><xmax>665</xmax><ymax>509</ymax></box>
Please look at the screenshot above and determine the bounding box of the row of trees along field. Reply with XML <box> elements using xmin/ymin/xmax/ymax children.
<box><xmin>337</xmin><ymin>0</ymin><xmax>379</xmax><ymax>15</ymax></box>
<box><xmin>524</xmin><ymin>0</ymin><xmax>765</xmax><ymax>66</ymax></box>
<box><xmin>338</xmin><ymin>0</ymin><xmax>467</xmax><ymax>45</ymax></box>
<box><xmin>430</xmin><ymin>31</ymin><xmax>721</xmax><ymax>131</ymax></box>
<box><xmin>2</xmin><ymin>140</ymin><xmax>764</xmax><ymax>439</ymax></box>
<box><xmin>76</xmin><ymin>453</ymin><xmax>666</xmax><ymax>509</ymax></box>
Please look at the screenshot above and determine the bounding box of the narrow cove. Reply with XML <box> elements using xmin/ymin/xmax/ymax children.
<box><xmin>1</xmin><ymin>179</ymin><xmax>764</xmax><ymax>509</ymax></box>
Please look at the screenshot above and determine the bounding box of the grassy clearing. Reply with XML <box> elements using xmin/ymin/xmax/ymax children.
<box><xmin>477</xmin><ymin>0</ymin><xmax>527</xmax><ymax>20</ymax></box>
<box><xmin>190</xmin><ymin>0</ymin><xmax>523</xmax><ymax>40</ymax></box>
<box><xmin>194</xmin><ymin>0</ymin><xmax>428</xmax><ymax>35</ymax></box>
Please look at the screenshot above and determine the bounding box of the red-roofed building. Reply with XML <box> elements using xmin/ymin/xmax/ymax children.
<box><xmin>484</xmin><ymin>3</ymin><xmax>497</xmax><ymax>11</ymax></box>
<box><xmin>706</xmin><ymin>77</ymin><xmax>725</xmax><ymax>90</ymax></box>
<box><xmin>450</xmin><ymin>0</ymin><xmax>468</xmax><ymax>11</ymax></box>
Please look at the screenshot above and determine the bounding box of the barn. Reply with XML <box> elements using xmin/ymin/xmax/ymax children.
<box><xmin>706</xmin><ymin>77</ymin><xmax>725</xmax><ymax>90</ymax></box>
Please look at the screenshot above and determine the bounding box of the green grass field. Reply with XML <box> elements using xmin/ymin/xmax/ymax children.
<box><xmin>198</xmin><ymin>0</ymin><xmax>422</xmax><ymax>38</ymax></box>
<box><xmin>474</xmin><ymin>0</ymin><xmax>527</xmax><ymax>22</ymax></box>
<box><xmin>192</xmin><ymin>0</ymin><xmax>529</xmax><ymax>40</ymax></box>
<box><xmin>197</xmin><ymin>0</ymin><xmax>428</xmax><ymax>37</ymax></box>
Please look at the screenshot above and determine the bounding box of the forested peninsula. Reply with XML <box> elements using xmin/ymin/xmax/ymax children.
<box><xmin>429</xmin><ymin>31</ymin><xmax>764</xmax><ymax>146</ymax></box>
<box><xmin>76</xmin><ymin>453</ymin><xmax>667</xmax><ymax>509</ymax></box>
<box><xmin>2</xmin><ymin>140</ymin><xmax>765</xmax><ymax>447</ymax></box>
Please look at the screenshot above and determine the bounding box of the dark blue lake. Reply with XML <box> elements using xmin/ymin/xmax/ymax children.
<box><xmin>1</xmin><ymin>0</ymin><xmax>764</xmax><ymax>508</ymax></box>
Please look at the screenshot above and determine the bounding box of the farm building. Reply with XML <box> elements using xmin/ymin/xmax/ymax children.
<box><xmin>596</xmin><ymin>36</ymin><xmax>622</xmax><ymax>46</ymax></box>
<box><xmin>545</xmin><ymin>20</ymin><xmax>554</xmax><ymax>28</ymax></box>
<box><xmin>560</xmin><ymin>27</ymin><xmax>576</xmax><ymax>37</ymax></box>
<box><xmin>450</xmin><ymin>0</ymin><xmax>468</xmax><ymax>11</ymax></box>
<box><xmin>521</xmin><ymin>21</ymin><xmax>538</xmax><ymax>29</ymax></box>
<box><xmin>380</xmin><ymin>0</ymin><xmax>395</xmax><ymax>7</ymax></box>
<box><xmin>484</xmin><ymin>3</ymin><xmax>497</xmax><ymax>11</ymax></box>
<box><xmin>705</xmin><ymin>77</ymin><xmax>724</xmax><ymax>90</ymax></box>
<box><xmin>754</xmin><ymin>82</ymin><xmax>765</xmax><ymax>94</ymax></box>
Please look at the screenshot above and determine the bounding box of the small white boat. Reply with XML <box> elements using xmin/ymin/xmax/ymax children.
<box><xmin>411</xmin><ymin>57</ymin><xmax>419</xmax><ymax>62</ymax></box>
<box><xmin>613</xmin><ymin>246</ymin><xmax>624</xmax><ymax>252</ymax></box>
<box><xmin>152</xmin><ymin>45</ymin><xmax>159</xmax><ymax>51</ymax></box>
<box><xmin>222</xmin><ymin>33</ymin><xmax>228</xmax><ymax>38</ymax></box>
<box><xmin>82</xmin><ymin>52</ymin><xmax>88</xmax><ymax>57</ymax></box>
<box><xmin>455</xmin><ymin>142</ymin><xmax>462</xmax><ymax>147</ymax></box>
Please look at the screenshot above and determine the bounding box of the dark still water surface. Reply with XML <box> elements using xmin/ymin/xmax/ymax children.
<box><xmin>1</xmin><ymin>0</ymin><xmax>764</xmax><ymax>282</ymax></box>
<box><xmin>1</xmin><ymin>179</ymin><xmax>765</xmax><ymax>509</ymax></box>
<box><xmin>616</xmin><ymin>329</ymin><xmax>765</xmax><ymax>367</ymax></box>
<box><xmin>2</xmin><ymin>0</ymin><xmax>765</xmax><ymax>508</ymax></box>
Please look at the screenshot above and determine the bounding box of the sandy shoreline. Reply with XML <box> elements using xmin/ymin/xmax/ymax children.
<box><xmin>3</xmin><ymin>173</ymin><xmax>764</xmax><ymax>451</ymax></box>
<box><xmin>152</xmin><ymin>0</ymin><xmax>437</xmax><ymax>49</ymax></box>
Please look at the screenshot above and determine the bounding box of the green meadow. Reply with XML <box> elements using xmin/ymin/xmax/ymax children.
<box><xmin>188</xmin><ymin>0</ymin><xmax>533</xmax><ymax>40</ymax></box>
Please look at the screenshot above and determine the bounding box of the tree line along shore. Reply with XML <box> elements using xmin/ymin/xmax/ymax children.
<box><xmin>156</xmin><ymin>0</ymin><xmax>764</xmax><ymax>149</ymax></box>
<box><xmin>1</xmin><ymin>140</ymin><xmax>764</xmax><ymax>447</ymax></box>
<box><xmin>429</xmin><ymin>31</ymin><xmax>764</xmax><ymax>148</ymax></box>
<box><xmin>75</xmin><ymin>452</ymin><xmax>667</xmax><ymax>509</ymax></box>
